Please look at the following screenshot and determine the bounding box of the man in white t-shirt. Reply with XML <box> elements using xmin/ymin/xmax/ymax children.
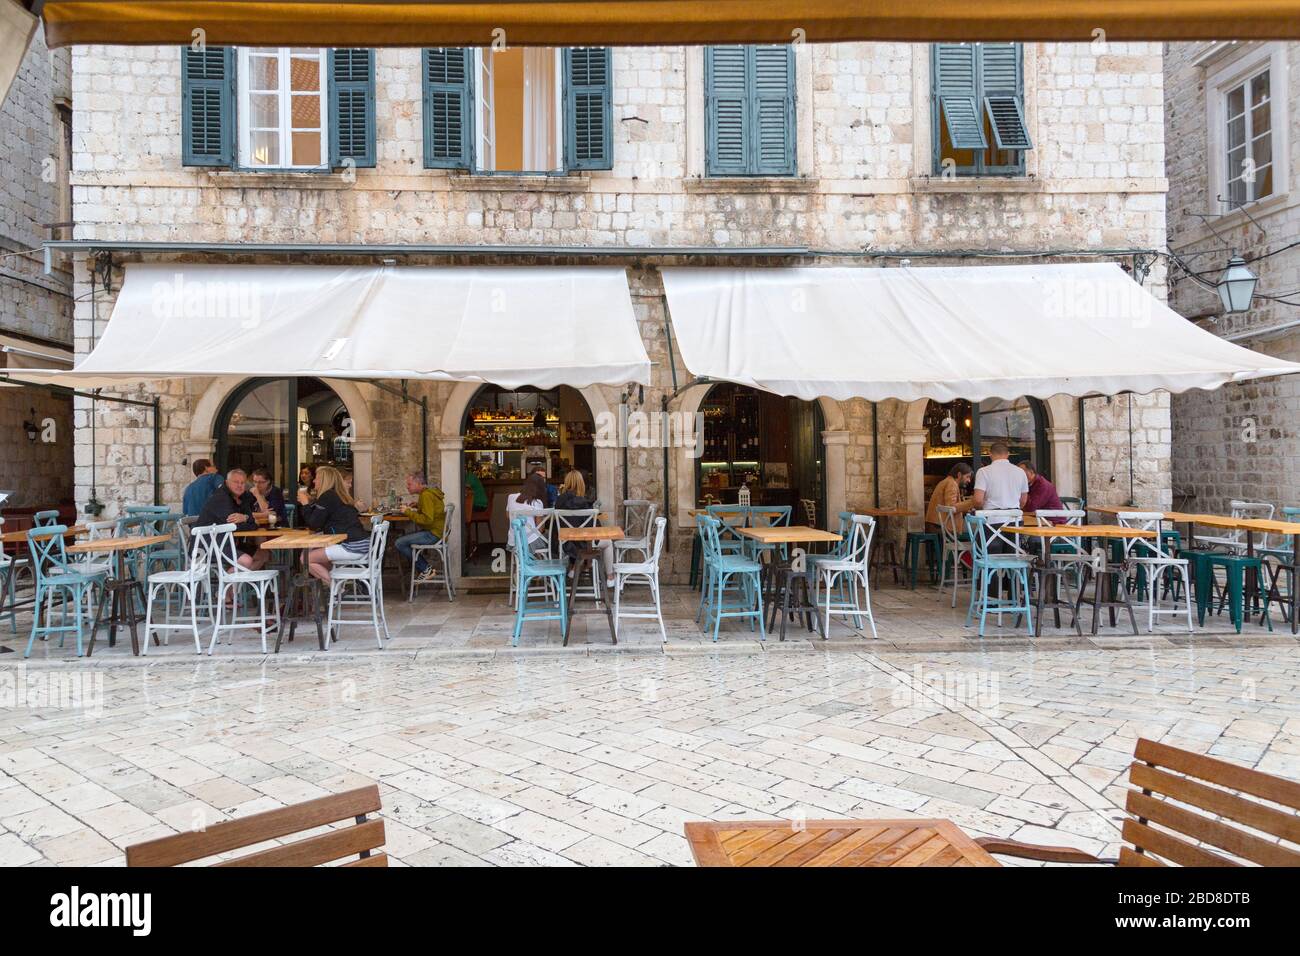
<box><xmin>973</xmin><ymin>442</ymin><xmax>1030</xmax><ymax>511</ymax></box>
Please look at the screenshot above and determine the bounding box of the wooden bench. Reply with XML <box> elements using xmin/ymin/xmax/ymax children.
<box><xmin>125</xmin><ymin>784</ymin><xmax>387</xmax><ymax>867</ymax></box>
<box><xmin>977</xmin><ymin>737</ymin><xmax>1300</xmax><ymax>866</ymax></box>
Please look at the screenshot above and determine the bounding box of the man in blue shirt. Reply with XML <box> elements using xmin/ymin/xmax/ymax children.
<box><xmin>182</xmin><ymin>458</ymin><xmax>223</xmax><ymax>516</ymax></box>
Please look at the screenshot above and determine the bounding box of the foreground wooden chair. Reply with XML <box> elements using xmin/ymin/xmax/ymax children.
<box><xmin>977</xmin><ymin>738</ymin><xmax>1300</xmax><ymax>866</ymax></box>
<box><xmin>125</xmin><ymin>784</ymin><xmax>386</xmax><ymax>867</ymax></box>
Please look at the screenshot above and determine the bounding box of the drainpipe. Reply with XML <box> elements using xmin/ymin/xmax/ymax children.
<box><xmin>661</xmin><ymin>292</ymin><xmax>680</xmax><ymax>544</ymax></box>
<box><xmin>871</xmin><ymin>401</ymin><xmax>880</xmax><ymax>508</ymax></box>
<box><xmin>1077</xmin><ymin>397</ymin><xmax>1088</xmax><ymax>505</ymax></box>
<box><xmin>420</xmin><ymin>396</ymin><xmax>429</xmax><ymax>482</ymax></box>
<box><xmin>153</xmin><ymin>397</ymin><xmax>161</xmax><ymax>505</ymax></box>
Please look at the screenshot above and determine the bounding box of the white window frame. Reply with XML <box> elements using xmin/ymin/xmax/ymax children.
<box><xmin>237</xmin><ymin>47</ymin><xmax>329</xmax><ymax>170</ymax></box>
<box><xmin>1206</xmin><ymin>43</ymin><xmax>1289</xmax><ymax>210</ymax></box>
<box><xmin>473</xmin><ymin>48</ymin><xmax>564</xmax><ymax>174</ymax></box>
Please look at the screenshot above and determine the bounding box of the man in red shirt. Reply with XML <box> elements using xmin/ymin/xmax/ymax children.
<box><xmin>1019</xmin><ymin>461</ymin><xmax>1065</xmax><ymax>521</ymax></box>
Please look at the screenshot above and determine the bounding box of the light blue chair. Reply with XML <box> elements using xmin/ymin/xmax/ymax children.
<box><xmin>33</xmin><ymin>510</ymin><xmax>60</xmax><ymax>527</ymax></box>
<box><xmin>510</xmin><ymin>516</ymin><xmax>568</xmax><ymax>646</ymax></box>
<box><xmin>0</xmin><ymin>519</ymin><xmax>16</xmax><ymax>634</ymax></box>
<box><xmin>706</xmin><ymin>504</ymin><xmax>749</xmax><ymax>557</ymax></box>
<box><xmin>24</xmin><ymin>525</ymin><xmax>108</xmax><ymax>658</ymax></box>
<box><xmin>697</xmin><ymin>514</ymin><xmax>765</xmax><ymax>642</ymax></box>
<box><xmin>744</xmin><ymin>505</ymin><xmax>793</xmax><ymax>563</ymax></box>
<box><xmin>964</xmin><ymin>514</ymin><xmax>1034</xmax><ymax>637</ymax></box>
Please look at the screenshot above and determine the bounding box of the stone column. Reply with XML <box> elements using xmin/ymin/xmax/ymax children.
<box><xmin>1046</xmin><ymin>426</ymin><xmax>1080</xmax><ymax>500</ymax></box>
<box><xmin>438</xmin><ymin>436</ymin><xmax>464</xmax><ymax>582</ymax></box>
<box><xmin>350</xmin><ymin>438</ymin><xmax>375</xmax><ymax>509</ymax></box>
<box><xmin>821</xmin><ymin>429</ymin><xmax>849</xmax><ymax>523</ymax></box>
<box><xmin>902</xmin><ymin>429</ymin><xmax>928</xmax><ymax>531</ymax></box>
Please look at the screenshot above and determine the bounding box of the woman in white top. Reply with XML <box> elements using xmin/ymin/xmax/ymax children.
<box><xmin>506</xmin><ymin>473</ymin><xmax>550</xmax><ymax>553</ymax></box>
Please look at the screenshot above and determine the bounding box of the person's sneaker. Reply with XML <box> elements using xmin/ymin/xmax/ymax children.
<box><xmin>417</xmin><ymin>566</ymin><xmax>437</xmax><ymax>582</ymax></box>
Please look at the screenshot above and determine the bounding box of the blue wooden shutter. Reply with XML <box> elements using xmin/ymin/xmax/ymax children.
<box><xmin>328</xmin><ymin>48</ymin><xmax>375</xmax><ymax>168</ymax></box>
<box><xmin>752</xmin><ymin>45</ymin><xmax>795</xmax><ymax>175</ymax></box>
<box><xmin>563</xmin><ymin>47</ymin><xmax>612</xmax><ymax>171</ymax></box>
<box><xmin>933</xmin><ymin>43</ymin><xmax>988</xmax><ymax>151</ymax></box>
<box><xmin>705</xmin><ymin>46</ymin><xmax>750</xmax><ymax>175</ymax></box>
<box><xmin>181</xmin><ymin>46</ymin><xmax>233</xmax><ymax>166</ymax></box>
<box><xmin>422</xmin><ymin>48</ymin><xmax>473</xmax><ymax>169</ymax></box>
<box><xmin>980</xmin><ymin>43</ymin><xmax>1031</xmax><ymax>150</ymax></box>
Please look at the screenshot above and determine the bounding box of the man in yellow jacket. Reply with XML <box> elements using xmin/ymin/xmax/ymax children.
<box><xmin>396</xmin><ymin>470</ymin><xmax>447</xmax><ymax>580</ymax></box>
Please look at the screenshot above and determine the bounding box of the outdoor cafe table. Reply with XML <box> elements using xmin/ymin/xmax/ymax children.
<box><xmin>559</xmin><ymin>524</ymin><xmax>623</xmax><ymax>646</ymax></box>
<box><xmin>685</xmin><ymin>819</ymin><xmax>999</xmax><ymax>867</ymax></box>
<box><xmin>261</xmin><ymin>532</ymin><xmax>346</xmax><ymax>652</ymax></box>
<box><xmin>73</xmin><ymin>533</ymin><xmax>172</xmax><ymax>657</ymax></box>
<box><xmin>736</xmin><ymin>525</ymin><xmax>842</xmax><ymax>637</ymax></box>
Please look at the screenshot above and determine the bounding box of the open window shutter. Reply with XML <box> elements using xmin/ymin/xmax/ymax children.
<box><xmin>752</xmin><ymin>46</ymin><xmax>795</xmax><ymax>175</ymax></box>
<box><xmin>980</xmin><ymin>43</ymin><xmax>1031</xmax><ymax>150</ymax></box>
<box><xmin>933</xmin><ymin>43</ymin><xmax>987</xmax><ymax>151</ymax></box>
<box><xmin>564</xmin><ymin>47</ymin><xmax>612</xmax><ymax>171</ymax></box>
<box><xmin>705</xmin><ymin>46</ymin><xmax>749</xmax><ymax>175</ymax></box>
<box><xmin>328</xmin><ymin>49</ymin><xmax>375</xmax><ymax>168</ymax></box>
<box><xmin>181</xmin><ymin>46</ymin><xmax>233</xmax><ymax>166</ymax></box>
<box><xmin>422</xmin><ymin>48</ymin><xmax>473</xmax><ymax>169</ymax></box>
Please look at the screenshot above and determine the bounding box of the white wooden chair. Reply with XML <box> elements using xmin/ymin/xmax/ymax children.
<box><xmin>811</xmin><ymin>514</ymin><xmax>878</xmax><ymax>640</ymax></box>
<box><xmin>1118</xmin><ymin>511</ymin><xmax>1195</xmax><ymax>632</ymax></box>
<box><xmin>328</xmin><ymin>519</ymin><xmax>390</xmax><ymax>649</ymax></box>
<box><xmin>207</xmin><ymin>524</ymin><xmax>280</xmax><ymax>655</ymax></box>
<box><xmin>612</xmin><ymin>517</ymin><xmax>667</xmax><ymax>641</ymax></box>
<box><xmin>408</xmin><ymin>503</ymin><xmax>456</xmax><ymax>602</ymax></box>
<box><xmin>144</xmin><ymin>523</ymin><xmax>218</xmax><ymax>654</ymax></box>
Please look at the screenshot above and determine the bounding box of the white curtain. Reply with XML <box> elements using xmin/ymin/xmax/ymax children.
<box><xmin>523</xmin><ymin>48</ymin><xmax>557</xmax><ymax>171</ymax></box>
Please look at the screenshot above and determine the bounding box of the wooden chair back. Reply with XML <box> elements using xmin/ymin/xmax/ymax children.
<box><xmin>1118</xmin><ymin>738</ymin><xmax>1300</xmax><ymax>867</ymax></box>
<box><xmin>125</xmin><ymin>784</ymin><xmax>386</xmax><ymax>867</ymax></box>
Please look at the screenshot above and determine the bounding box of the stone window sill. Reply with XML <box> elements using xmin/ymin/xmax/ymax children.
<box><xmin>909</xmin><ymin>176</ymin><xmax>1043</xmax><ymax>194</ymax></box>
<box><xmin>685</xmin><ymin>177</ymin><xmax>818</xmax><ymax>194</ymax></box>
<box><xmin>207</xmin><ymin>169</ymin><xmax>356</xmax><ymax>189</ymax></box>
<box><xmin>448</xmin><ymin>173</ymin><xmax>591</xmax><ymax>192</ymax></box>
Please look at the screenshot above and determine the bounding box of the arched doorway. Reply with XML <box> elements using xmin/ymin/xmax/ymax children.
<box><xmin>696</xmin><ymin>383</ymin><xmax>826</xmax><ymax>523</ymax></box>
<box><xmin>920</xmin><ymin>396</ymin><xmax>1048</xmax><ymax>503</ymax></box>
<box><xmin>214</xmin><ymin>377</ymin><xmax>354</xmax><ymax>492</ymax></box>
<box><xmin>460</xmin><ymin>383</ymin><xmax>596</xmax><ymax>576</ymax></box>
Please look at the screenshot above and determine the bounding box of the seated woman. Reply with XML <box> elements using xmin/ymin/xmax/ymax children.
<box><xmin>924</xmin><ymin>462</ymin><xmax>975</xmax><ymax>536</ymax></box>
<box><xmin>299</xmin><ymin>464</ymin><xmax>371</xmax><ymax>584</ymax></box>
<box><xmin>506</xmin><ymin>473</ymin><xmax>551</xmax><ymax>555</ymax></box>
<box><xmin>553</xmin><ymin>469</ymin><xmax>615</xmax><ymax>588</ymax></box>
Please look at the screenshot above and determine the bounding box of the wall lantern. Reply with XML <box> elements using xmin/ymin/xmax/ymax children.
<box><xmin>1217</xmin><ymin>255</ymin><xmax>1258</xmax><ymax>314</ymax></box>
<box><xmin>22</xmin><ymin>409</ymin><xmax>37</xmax><ymax>442</ymax></box>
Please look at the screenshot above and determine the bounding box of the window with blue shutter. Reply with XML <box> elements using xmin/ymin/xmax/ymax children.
<box><xmin>705</xmin><ymin>45</ymin><xmax>795</xmax><ymax>177</ymax></box>
<box><xmin>563</xmin><ymin>47</ymin><xmax>612</xmax><ymax>171</ymax></box>
<box><xmin>328</xmin><ymin>49</ymin><xmax>375</xmax><ymax>168</ymax></box>
<box><xmin>182</xmin><ymin>46</ymin><xmax>234</xmax><ymax>167</ymax></box>
<box><xmin>932</xmin><ymin>43</ymin><xmax>1030</xmax><ymax>176</ymax></box>
<box><xmin>422</xmin><ymin>48</ymin><xmax>474</xmax><ymax>169</ymax></box>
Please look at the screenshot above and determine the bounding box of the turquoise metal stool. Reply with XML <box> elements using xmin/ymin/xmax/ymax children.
<box><xmin>697</xmin><ymin>514</ymin><xmax>765</xmax><ymax>642</ymax></box>
<box><xmin>509</xmin><ymin>517</ymin><xmax>568</xmax><ymax>646</ymax></box>
<box><xmin>905</xmin><ymin>531</ymin><xmax>941</xmax><ymax>589</ymax></box>
<box><xmin>964</xmin><ymin>515</ymin><xmax>1033</xmax><ymax>637</ymax></box>
<box><xmin>1204</xmin><ymin>552</ymin><xmax>1268</xmax><ymax>633</ymax></box>
<box><xmin>24</xmin><ymin>525</ymin><xmax>109</xmax><ymax>658</ymax></box>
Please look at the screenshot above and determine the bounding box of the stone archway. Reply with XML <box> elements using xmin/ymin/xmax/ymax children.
<box><xmin>902</xmin><ymin>395</ymin><xmax>1080</xmax><ymax>525</ymax></box>
<box><xmin>189</xmin><ymin>376</ymin><xmax>378</xmax><ymax>504</ymax></box>
<box><xmin>437</xmin><ymin>380</ymin><xmax>618</xmax><ymax>580</ymax></box>
<box><xmin>669</xmin><ymin>384</ymin><xmax>847</xmax><ymax>529</ymax></box>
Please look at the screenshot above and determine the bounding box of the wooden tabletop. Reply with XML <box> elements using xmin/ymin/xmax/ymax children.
<box><xmin>1005</xmin><ymin>524</ymin><xmax>1155</xmax><ymax>539</ymax></box>
<box><xmin>260</xmin><ymin>533</ymin><xmax>347</xmax><ymax>550</ymax></box>
<box><xmin>735</xmin><ymin>526</ymin><xmax>842</xmax><ymax>545</ymax></box>
<box><xmin>685</xmin><ymin>819</ymin><xmax>999</xmax><ymax>868</ymax></box>
<box><xmin>0</xmin><ymin>524</ymin><xmax>86</xmax><ymax>544</ymax></box>
<box><xmin>688</xmin><ymin>508</ymin><xmax>783</xmax><ymax>518</ymax></box>
<box><xmin>66</xmin><ymin>533</ymin><xmax>172</xmax><ymax>554</ymax></box>
<box><xmin>360</xmin><ymin>512</ymin><xmax>409</xmax><ymax>522</ymax></box>
<box><xmin>1234</xmin><ymin>518</ymin><xmax>1300</xmax><ymax>535</ymax></box>
<box><xmin>234</xmin><ymin>528</ymin><xmax>310</xmax><ymax>539</ymax></box>
<box><xmin>557</xmin><ymin>526</ymin><xmax>624</xmax><ymax>543</ymax></box>
<box><xmin>859</xmin><ymin>508</ymin><xmax>916</xmax><ymax>518</ymax></box>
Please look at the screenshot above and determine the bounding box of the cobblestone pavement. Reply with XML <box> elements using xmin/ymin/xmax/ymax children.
<box><xmin>2</xmin><ymin>584</ymin><xmax>1297</xmax><ymax>866</ymax></box>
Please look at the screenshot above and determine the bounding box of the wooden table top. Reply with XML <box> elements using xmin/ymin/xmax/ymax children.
<box><xmin>688</xmin><ymin>508</ymin><xmax>783</xmax><ymax>518</ymax></box>
<box><xmin>360</xmin><ymin>512</ymin><xmax>409</xmax><ymax>522</ymax></box>
<box><xmin>735</xmin><ymin>526</ymin><xmax>842</xmax><ymax>545</ymax></box>
<box><xmin>260</xmin><ymin>533</ymin><xmax>347</xmax><ymax>550</ymax></box>
<box><xmin>1005</xmin><ymin>524</ymin><xmax>1155</xmax><ymax>539</ymax></box>
<box><xmin>234</xmin><ymin>528</ymin><xmax>310</xmax><ymax>539</ymax></box>
<box><xmin>66</xmin><ymin>533</ymin><xmax>172</xmax><ymax>554</ymax></box>
<box><xmin>685</xmin><ymin>819</ymin><xmax>999</xmax><ymax>868</ymax></box>
<box><xmin>859</xmin><ymin>508</ymin><xmax>916</xmax><ymax>518</ymax></box>
<box><xmin>0</xmin><ymin>524</ymin><xmax>86</xmax><ymax>544</ymax></box>
<box><xmin>557</xmin><ymin>526</ymin><xmax>624</xmax><ymax>543</ymax></box>
<box><xmin>1235</xmin><ymin>518</ymin><xmax>1300</xmax><ymax>535</ymax></box>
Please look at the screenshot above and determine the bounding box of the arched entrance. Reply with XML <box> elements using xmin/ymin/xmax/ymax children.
<box><xmin>696</xmin><ymin>383</ymin><xmax>827</xmax><ymax>523</ymax></box>
<box><xmin>916</xmin><ymin>395</ymin><xmax>1051</xmax><ymax>506</ymax></box>
<box><xmin>213</xmin><ymin>377</ymin><xmax>355</xmax><ymax>493</ymax></box>
<box><xmin>459</xmin><ymin>383</ymin><xmax>597</xmax><ymax>576</ymax></box>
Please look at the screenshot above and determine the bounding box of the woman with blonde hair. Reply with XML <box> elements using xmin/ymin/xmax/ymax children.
<box><xmin>553</xmin><ymin>469</ymin><xmax>614</xmax><ymax>588</ymax></box>
<box><xmin>298</xmin><ymin>464</ymin><xmax>370</xmax><ymax>583</ymax></box>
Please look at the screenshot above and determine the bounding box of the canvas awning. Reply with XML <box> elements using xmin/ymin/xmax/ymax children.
<box><xmin>30</xmin><ymin>0</ymin><xmax>1300</xmax><ymax>48</ymax></box>
<box><xmin>660</xmin><ymin>263</ymin><xmax>1300</xmax><ymax>403</ymax></box>
<box><xmin>5</xmin><ymin>262</ymin><xmax>651</xmax><ymax>389</ymax></box>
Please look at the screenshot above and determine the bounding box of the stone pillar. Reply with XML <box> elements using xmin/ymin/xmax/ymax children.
<box><xmin>350</xmin><ymin>438</ymin><xmax>375</xmax><ymax>509</ymax></box>
<box><xmin>822</xmin><ymin>429</ymin><xmax>849</xmax><ymax>524</ymax></box>
<box><xmin>902</xmin><ymin>428</ymin><xmax>928</xmax><ymax>531</ymax></box>
<box><xmin>438</xmin><ymin>436</ymin><xmax>464</xmax><ymax>581</ymax></box>
<box><xmin>1046</xmin><ymin>426</ymin><xmax>1080</xmax><ymax>500</ymax></box>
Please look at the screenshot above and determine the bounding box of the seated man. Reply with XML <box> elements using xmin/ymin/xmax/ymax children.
<box><xmin>1020</xmin><ymin>461</ymin><xmax>1065</xmax><ymax>522</ymax></box>
<box><xmin>196</xmin><ymin>468</ymin><xmax>270</xmax><ymax>570</ymax></box>
<box><xmin>182</xmin><ymin>458</ymin><xmax>224</xmax><ymax>517</ymax></box>
<box><xmin>394</xmin><ymin>470</ymin><xmax>447</xmax><ymax>581</ymax></box>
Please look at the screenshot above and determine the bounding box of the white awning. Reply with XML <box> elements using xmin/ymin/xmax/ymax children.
<box><xmin>8</xmin><ymin>263</ymin><xmax>651</xmax><ymax>389</ymax></box>
<box><xmin>661</xmin><ymin>263</ymin><xmax>1300</xmax><ymax>402</ymax></box>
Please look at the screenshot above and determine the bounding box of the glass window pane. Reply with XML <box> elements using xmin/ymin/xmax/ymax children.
<box><xmin>1253</xmin><ymin>164</ymin><xmax>1273</xmax><ymax>200</ymax></box>
<box><xmin>290</xmin><ymin>57</ymin><xmax>320</xmax><ymax>93</ymax></box>
<box><xmin>291</xmin><ymin>131</ymin><xmax>322</xmax><ymax>166</ymax></box>
<box><xmin>1250</xmin><ymin>70</ymin><xmax>1270</xmax><ymax>108</ymax></box>
<box><xmin>1226</xmin><ymin>84</ymin><xmax>1245</xmax><ymax>119</ymax></box>
<box><xmin>248</xmin><ymin>53</ymin><xmax>279</xmax><ymax>90</ymax></box>
<box><xmin>249</xmin><ymin>130</ymin><xmax>280</xmax><ymax>167</ymax></box>
<box><xmin>248</xmin><ymin>92</ymin><xmax>279</xmax><ymax>130</ymax></box>
<box><xmin>1228</xmin><ymin>176</ymin><xmax>1247</xmax><ymax>206</ymax></box>
<box><xmin>224</xmin><ymin>381</ymin><xmax>290</xmax><ymax>483</ymax></box>
<box><xmin>1251</xmin><ymin>101</ymin><xmax>1271</xmax><ymax>138</ymax></box>
<box><xmin>1227</xmin><ymin>114</ymin><xmax>1246</xmax><ymax>151</ymax></box>
<box><xmin>1251</xmin><ymin>134</ymin><xmax>1272</xmax><ymax>170</ymax></box>
<box><xmin>290</xmin><ymin>93</ymin><xmax>321</xmax><ymax>128</ymax></box>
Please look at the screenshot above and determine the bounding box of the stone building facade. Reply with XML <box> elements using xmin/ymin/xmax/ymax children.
<box><xmin>65</xmin><ymin>40</ymin><xmax>1171</xmax><ymax>581</ymax></box>
<box><xmin>0</xmin><ymin>28</ymin><xmax>74</xmax><ymax>508</ymax></box>
<box><xmin>1165</xmin><ymin>41</ymin><xmax>1300</xmax><ymax>515</ymax></box>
